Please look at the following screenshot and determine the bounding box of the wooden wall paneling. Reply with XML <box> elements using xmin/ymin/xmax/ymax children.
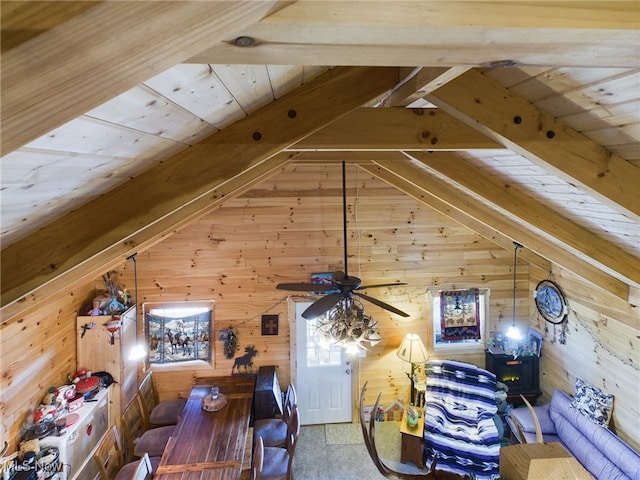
<box><xmin>0</xmin><ymin>282</ymin><xmax>94</xmax><ymax>451</ymax></box>
<box><xmin>528</xmin><ymin>265</ymin><xmax>639</xmax><ymax>451</ymax></box>
<box><xmin>2</xmin><ymin>163</ymin><xmax>637</xmax><ymax>455</ymax></box>
<box><xmin>123</xmin><ymin>165</ymin><xmax>524</xmax><ymax>417</ymax></box>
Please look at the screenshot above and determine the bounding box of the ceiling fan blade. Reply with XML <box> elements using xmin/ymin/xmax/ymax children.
<box><xmin>354</xmin><ymin>292</ymin><xmax>410</xmax><ymax>317</ymax></box>
<box><xmin>302</xmin><ymin>293</ymin><xmax>343</xmax><ymax>320</ymax></box>
<box><xmin>357</xmin><ymin>282</ymin><xmax>407</xmax><ymax>289</ymax></box>
<box><xmin>276</xmin><ymin>283</ymin><xmax>334</xmax><ymax>292</ymax></box>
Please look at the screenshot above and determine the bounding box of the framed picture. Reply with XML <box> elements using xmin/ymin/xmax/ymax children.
<box><xmin>146</xmin><ymin>311</ymin><xmax>211</xmax><ymax>364</ymax></box>
<box><xmin>528</xmin><ymin>328</ymin><xmax>544</xmax><ymax>357</ymax></box>
<box><xmin>310</xmin><ymin>272</ymin><xmax>339</xmax><ymax>295</ymax></box>
<box><xmin>261</xmin><ymin>314</ymin><xmax>279</xmax><ymax>335</ymax></box>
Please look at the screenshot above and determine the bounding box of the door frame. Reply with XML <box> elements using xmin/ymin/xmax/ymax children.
<box><xmin>288</xmin><ymin>295</ymin><xmax>360</xmax><ymax>423</ymax></box>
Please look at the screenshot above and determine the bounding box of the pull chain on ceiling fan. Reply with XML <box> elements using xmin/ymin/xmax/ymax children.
<box><xmin>276</xmin><ymin>162</ymin><xmax>409</xmax><ymax>322</ymax></box>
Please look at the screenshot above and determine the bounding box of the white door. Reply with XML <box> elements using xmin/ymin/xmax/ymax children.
<box><xmin>294</xmin><ymin>300</ymin><xmax>352</xmax><ymax>424</ymax></box>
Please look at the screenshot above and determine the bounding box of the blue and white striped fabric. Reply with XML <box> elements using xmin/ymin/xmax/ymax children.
<box><xmin>423</xmin><ymin>360</ymin><xmax>501</xmax><ymax>480</ymax></box>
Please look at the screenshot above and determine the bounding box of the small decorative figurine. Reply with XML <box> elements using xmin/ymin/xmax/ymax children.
<box><xmin>88</xmin><ymin>300</ymin><xmax>102</xmax><ymax>316</ymax></box>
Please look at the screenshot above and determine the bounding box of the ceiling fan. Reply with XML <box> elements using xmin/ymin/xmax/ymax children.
<box><xmin>276</xmin><ymin>161</ymin><xmax>410</xmax><ymax>320</ymax></box>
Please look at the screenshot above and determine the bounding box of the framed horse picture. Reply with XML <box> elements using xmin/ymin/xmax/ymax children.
<box><xmin>146</xmin><ymin>310</ymin><xmax>212</xmax><ymax>364</ymax></box>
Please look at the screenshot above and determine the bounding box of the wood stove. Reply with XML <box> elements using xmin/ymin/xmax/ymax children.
<box><xmin>485</xmin><ymin>351</ymin><xmax>541</xmax><ymax>406</ymax></box>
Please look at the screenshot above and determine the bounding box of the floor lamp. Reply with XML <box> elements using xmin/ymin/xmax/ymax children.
<box><xmin>397</xmin><ymin>333</ymin><xmax>429</xmax><ymax>405</ymax></box>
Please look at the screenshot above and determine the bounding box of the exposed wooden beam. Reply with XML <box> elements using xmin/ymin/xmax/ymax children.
<box><xmin>1</xmin><ymin>66</ymin><xmax>400</xmax><ymax>318</ymax></box>
<box><xmin>426</xmin><ymin>69</ymin><xmax>640</xmax><ymax>220</ymax></box>
<box><xmin>360</xmin><ymin>158</ymin><xmax>630</xmax><ymax>302</ymax></box>
<box><xmin>408</xmin><ymin>151</ymin><xmax>640</xmax><ymax>287</ymax></box>
<box><xmin>0</xmin><ymin>152</ymin><xmax>294</xmax><ymax>323</ymax></box>
<box><xmin>289</xmin><ymin>108</ymin><xmax>500</xmax><ymax>151</ymax></box>
<box><xmin>1</xmin><ymin>1</ymin><xmax>292</xmax><ymax>154</ymax></box>
<box><xmin>188</xmin><ymin>1</ymin><xmax>639</xmax><ymax>67</ymax></box>
<box><xmin>0</xmin><ymin>1</ymin><xmax>98</xmax><ymax>52</ymax></box>
<box><xmin>291</xmin><ymin>151</ymin><xmax>407</xmax><ymax>164</ymax></box>
<box><xmin>381</xmin><ymin>66</ymin><xmax>473</xmax><ymax>107</ymax></box>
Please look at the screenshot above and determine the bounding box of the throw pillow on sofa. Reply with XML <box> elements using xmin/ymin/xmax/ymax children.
<box><xmin>570</xmin><ymin>377</ymin><xmax>613</xmax><ymax>427</ymax></box>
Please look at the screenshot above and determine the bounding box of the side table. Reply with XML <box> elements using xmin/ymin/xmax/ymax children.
<box><xmin>400</xmin><ymin>409</ymin><xmax>425</xmax><ymax>468</ymax></box>
<box><xmin>500</xmin><ymin>442</ymin><xmax>593</xmax><ymax>479</ymax></box>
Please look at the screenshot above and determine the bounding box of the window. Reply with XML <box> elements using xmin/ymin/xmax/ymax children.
<box><xmin>428</xmin><ymin>288</ymin><xmax>489</xmax><ymax>353</ymax></box>
<box><xmin>144</xmin><ymin>301</ymin><xmax>213</xmax><ymax>365</ymax></box>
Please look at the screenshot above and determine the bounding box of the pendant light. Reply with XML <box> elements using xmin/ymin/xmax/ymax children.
<box><xmin>506</xmin><ymin>242</ymin><xmax>524</xmax><ymax>340</ymax></box>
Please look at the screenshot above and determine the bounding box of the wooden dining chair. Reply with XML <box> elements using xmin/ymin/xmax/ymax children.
<box><xmin>121</xmin><ymin>396</ymin><xmax>174</xmax><ymax>462</ymax></box>
<box><xmin>93</xmin><ymin>426</ymin><xmax>162</xmax><ymax>480</ymax></box>
<box><xmin>248</xmin><ymin>436</ymin><xmax>264</xmax><ymax>480</ymax></box>
<box><xmin>260</xmin><ymin>406</ymin><xmax>300</xmax><ymax>480</ymax></box>
<box><xmin>131</xmin><ymin>453</ymin><xmax>153</xmax><ymax>480</ymax></box>
<box><xmin>359</xmin><ymin>382</ymin><xmax>469</xmax><ymax>480</ymax></box>
<box><xmin>254</xmin><ymin>384</ymin><xmax>297</xmax><ymax>447</ymax></box>
<box><xmin>93</xmin><ymin>426</ymin><xmax>126</xmax><ymax>479</ymax></box>
<box><xmin>138</xmin><ymin>370</ymin><xmax>186</xmax><ymax>428</ymax></box>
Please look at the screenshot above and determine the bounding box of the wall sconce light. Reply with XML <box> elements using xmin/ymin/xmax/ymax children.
<box><xmin>128</xmin><ymin>344</ymin><xmax>148</xmax><ymax>361</ymax></box>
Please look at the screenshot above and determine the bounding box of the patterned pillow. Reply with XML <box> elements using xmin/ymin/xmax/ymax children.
<box><xmin>570</xmin><ymin>378</ymin><xmax>613</xmax><ymax>427</ymax></box>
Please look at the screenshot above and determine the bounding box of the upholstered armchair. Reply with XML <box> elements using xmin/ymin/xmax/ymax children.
<box><xmin>423</xmin><ymin>360</ymin><xmax>501</xmax><ymax>480</ymax></box>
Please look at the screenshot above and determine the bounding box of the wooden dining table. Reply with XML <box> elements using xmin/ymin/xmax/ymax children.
<box><xmin>154</xmin><ymin>374</ymin><xmax>256</xmax><ymax>480</ymax></box>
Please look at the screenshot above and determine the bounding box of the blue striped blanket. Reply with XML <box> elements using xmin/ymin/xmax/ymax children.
<box><xmin>423</xmin><ymin>360</ymin><xmax>501</xmax><ymax>480</ymax></box>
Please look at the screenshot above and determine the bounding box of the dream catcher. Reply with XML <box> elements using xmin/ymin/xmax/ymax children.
<box><xmin>534</xmin><ymin>277</ymin><xmax>569</xmax><ymax>344</ymax></box>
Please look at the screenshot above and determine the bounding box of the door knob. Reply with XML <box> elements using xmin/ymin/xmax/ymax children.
<box><xmin>345</xmin><ymin>369</ymin><xmax>351</xmax><ymax>375</ymax></box>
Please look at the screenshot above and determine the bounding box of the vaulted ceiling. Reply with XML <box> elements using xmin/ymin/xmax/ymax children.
<box><xmin>1</xmin><ymin>1</ymin><xmax>639</xmax><ymax>321</ymax></box>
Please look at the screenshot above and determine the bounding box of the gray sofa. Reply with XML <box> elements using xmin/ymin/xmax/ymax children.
<box><xmin>507</xmin><ymin>388</ymin><xmax>640</xmax><ymax>480</ymax></box>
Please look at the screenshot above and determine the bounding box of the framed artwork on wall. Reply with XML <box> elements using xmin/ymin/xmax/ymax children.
<box><xmin>262</xmin><ymin>314</ymin><xmax>279</xmax><ymax>335</ymax></box>
<box><xmin>534</xmin><ymin>280</ymin><xmax>568</xmax><ymax>324</ymax></box>
<box><xmin>146</xmin><ymin>311</ymin><xmax>212</xmax><ymax>364</ymax></box>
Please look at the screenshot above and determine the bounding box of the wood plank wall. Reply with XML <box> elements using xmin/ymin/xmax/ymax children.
<box><xmin>1</xmin><ymin>164</ymin><xmax>638</xmax><ymax>454</ymax></box>
<box><xmin>0</xmin><ymin>282</ymin><xmax>96</xmax><ymax>444</ymax></box>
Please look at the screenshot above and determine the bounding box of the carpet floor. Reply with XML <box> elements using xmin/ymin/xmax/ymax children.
<box><xmin>292</xmin><ymin>421</ymin><xmax>426</xmax><ymax>480</ymax></box>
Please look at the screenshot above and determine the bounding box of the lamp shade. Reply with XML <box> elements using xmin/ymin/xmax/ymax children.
<box><xmin>397</xmin><ymin>333</ymin><xmax>429</xmax><ymax>364</ymax></box>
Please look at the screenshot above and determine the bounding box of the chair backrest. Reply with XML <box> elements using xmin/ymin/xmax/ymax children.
<box><xmin>132</xmin><ymin>453</ymin><xmax>153</xmax><ymax>480</ymax></box>
<box><xmin>282</xmin><ymin>384</ymin><xmax>297</xmax><ymax>422</ymax></box>
<box><xmin>121</xmin><ymin>396</ymin><xmax>147</xmax><ymax>461</ymax></box>
<box><xmin>251</xmin><ymin>436</ymin><xmax>264</xmax><ymax>480</ymax></box>
<box><xmin>284</xmin><ymin>405</ymin><xmax>300</xmax><ymax>478</ymax></box>
<box><xmin>518</xmin><ymin>394</ymin><xmax>543</xmax><ymax>443</ymax></box>
<box><xmin>138</xmin><ymin>371</ymin><xmax>159</xmax><ymax>428</ymax></box>
<box><xmin>93</xmin><ymin>426</ymin><xmax>125</xmax><ymax>480</ymax></box>
<box><xmin>358</xmin><ymin>381</ymin><xmax>468</xmax><ymax>480</ymax></box>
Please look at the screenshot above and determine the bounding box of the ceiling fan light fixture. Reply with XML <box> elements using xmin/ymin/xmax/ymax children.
<box><xmin>316</xmin><ymin>297</ymin><xmax>381</xmax><ymax>354</ymax></box>
<box><xmin>276</xmin><ymin>162</ymin><xmax>409</xmax><ymax>351</ymax></box>
<box><xmin>344</xmin><ymin>341</ymin><xmax>361</xmax><ymax>356</ymax></box>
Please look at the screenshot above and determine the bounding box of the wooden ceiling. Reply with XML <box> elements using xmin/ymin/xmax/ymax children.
<box><xmin>1</xmin><ymin>1</ymin><xmax>639</xmax><ymax>320</ymax></box>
